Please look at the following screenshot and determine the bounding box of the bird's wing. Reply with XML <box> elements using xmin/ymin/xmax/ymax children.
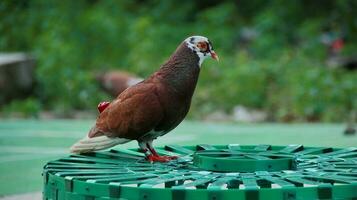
<box><xmin>90</xmin><ymin>81</ymin><xmax>165</xmax><ymax>140</ymax></box>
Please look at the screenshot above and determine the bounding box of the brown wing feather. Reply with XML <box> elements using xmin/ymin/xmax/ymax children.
<box><xmin>89</xmin><ymin>81</ymin><xmax>164</xmax><ymax>140</ymax></box>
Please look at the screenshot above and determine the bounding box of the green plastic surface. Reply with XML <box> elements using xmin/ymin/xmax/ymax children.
<box><xmin>193</xmin><ymin>147</ymin><xmax>297</xmax><ymax>172</ymax></box>
<box><xmin>43</xmin><ymin>144</ymin><xmax>357</xmax><ymax>200</ymax></box>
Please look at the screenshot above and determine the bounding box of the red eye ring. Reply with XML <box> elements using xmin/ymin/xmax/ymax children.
<box><xmin>197</xmin><ymin>42</ymin><xmax>208</xmax><ymax>51</ymax></box>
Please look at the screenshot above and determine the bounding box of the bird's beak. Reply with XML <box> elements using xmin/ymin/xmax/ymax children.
<box><xmin>210</xmin><ymin>51</ymin><xmax>219</xmax><ymax>61</ymax></box>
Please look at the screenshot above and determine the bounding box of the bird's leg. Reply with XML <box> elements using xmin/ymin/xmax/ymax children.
<box><xmin>138</xmin><ymin>141</ymin><xmax>151</xmax><ymax>157</ymax></box>
<box><xmin>146</xmin><ymin>141</ymin><xmax>159</xmax><ymax>157</ymax></box>
<box><xmin>139</xmin><ymin>141</ymin><xmax>177</xmax><ymax>162</ymax></box>
<box><xmin>146</xmin><ymin>141</ymin><xmax>178</xmax><ymax>162</ymax></box>
<box><xmin>139</xmin><ymin>141</ymin><xmax>166</xmax><ymax>162</ymax></box>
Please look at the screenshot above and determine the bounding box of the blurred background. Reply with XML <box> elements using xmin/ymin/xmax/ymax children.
<box><xmin>0</xmin><ymin>0</ymin><xmax>356</xmax><ymax>198</ymax></box>
<box><xmin>1</xmin><ymin>0</ymin><xmax>356</xmax><ymax>122</ymax></box>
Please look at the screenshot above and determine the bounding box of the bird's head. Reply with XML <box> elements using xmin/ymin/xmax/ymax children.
<box><xmin>184</xmin><ymin>36</ymin><xmax>219</xmax><ymax>66</ymax></box>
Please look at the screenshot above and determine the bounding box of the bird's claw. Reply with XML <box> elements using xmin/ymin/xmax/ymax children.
<box><xmin>146</xmin><ymin>155</ymin><xmax>178</xmax><ymax>162</ymax></box>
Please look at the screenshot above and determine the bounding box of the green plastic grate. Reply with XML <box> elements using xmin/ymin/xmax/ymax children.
<box><xmin>43</xmin><ymin>144</ymin><xmax>357</xmax><ymax>200</ymax></box>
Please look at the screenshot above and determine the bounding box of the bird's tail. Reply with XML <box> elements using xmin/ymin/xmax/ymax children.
<box><xmin>70</xmin><ymin>135</ymin><xmax>130</xmax><ymax>154</ymax></box>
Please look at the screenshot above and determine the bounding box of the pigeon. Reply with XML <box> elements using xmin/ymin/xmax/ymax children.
<box><xmin>70</xmin><ymin>36</ymin><xmax>219</xmax><ymax>162</ymax></box>
<box><xmin>96</xmin><ymin>70</ymin><xmax>143</xmax><ymax>97</ymax></box>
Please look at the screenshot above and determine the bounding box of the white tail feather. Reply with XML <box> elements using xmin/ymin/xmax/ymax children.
<box><xmin>70</xmin><ymin>135</ymin><xmax>130</xmax><ymax>154</ymax></box>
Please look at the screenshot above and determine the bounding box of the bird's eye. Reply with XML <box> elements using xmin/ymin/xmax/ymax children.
<box><xmin>197</xmin><ymin>42</ymin><xmax>208</xmax><ymax>52</ymax></box>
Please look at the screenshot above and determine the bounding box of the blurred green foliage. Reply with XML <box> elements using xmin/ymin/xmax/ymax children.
<box><xmin>0</xmin><ymin>0</ymin><xmax>356</xmax><ymax>121</ymax></box>
<box><xmin>2</xmin><ymin>97</ymin><xmax>41</xmax><ymax>118</ymax></box>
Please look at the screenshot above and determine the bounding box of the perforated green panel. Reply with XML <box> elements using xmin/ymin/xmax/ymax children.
<box><xmin>43</xmin><ymin>144</ymin><xmax>357</xmax><ymax>200</ymax></box>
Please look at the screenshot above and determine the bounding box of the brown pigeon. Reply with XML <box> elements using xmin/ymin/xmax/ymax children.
<box><xmin>70</xmin><ymin>36</ymin><xmax>219</xmax><ymax>162</ymax></box>
<box><xmin>96</xmin><ymin>70</ymin><xmax>143</xmax><ymax>97</ymax></box>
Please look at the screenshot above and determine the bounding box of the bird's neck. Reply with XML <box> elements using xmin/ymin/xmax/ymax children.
<box><xmin>156</xmin><ymin>43</ymin><xmax>200</xmax><ymax>97</ymax></box>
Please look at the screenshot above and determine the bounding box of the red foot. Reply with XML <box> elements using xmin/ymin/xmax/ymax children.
<box><xmin>146</xmin><ymin>155</ymin><xmax>178</xmax><ymax>162</ymax></box>
<box><xmin>97</xmin><ymin>101</ymin><xmax>110</xmax><ymax>113</ymax></box>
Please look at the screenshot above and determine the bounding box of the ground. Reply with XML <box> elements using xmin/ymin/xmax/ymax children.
<box><xmin>0</xmin><ymin>119</ymin><xmax>356</xmax><ymax>198</ymax></box>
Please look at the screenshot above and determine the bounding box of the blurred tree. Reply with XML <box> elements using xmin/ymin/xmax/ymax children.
<box><xmin>0</xmin><ymin>0</ymin><xmax>356</xmax><ymax>121</ymax></box>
